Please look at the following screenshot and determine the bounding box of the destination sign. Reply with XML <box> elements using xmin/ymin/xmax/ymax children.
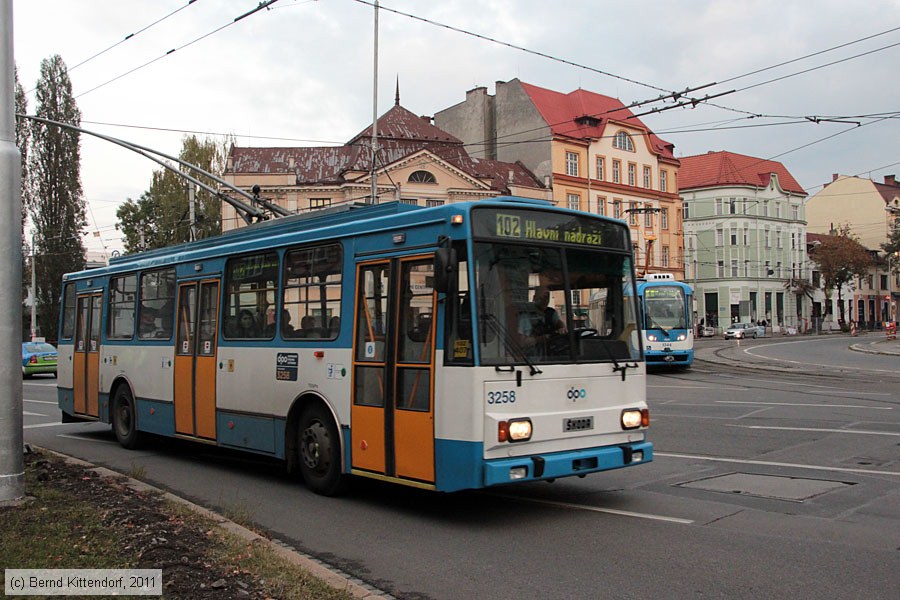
<box><xmin>645</xmin><ymin>286</ymin><xmax>683</xmax><ymax>299</ymax></box>
<box><xmin>473</xmin><ymin>207</ymin><xmax>628</xmax><ymax>250</ymax></box>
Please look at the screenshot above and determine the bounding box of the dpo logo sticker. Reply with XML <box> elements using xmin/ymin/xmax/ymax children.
<box><xmin>566</xmin><ymin>387</ymin><xmax>586</xmax><ymax>401</ymax></box>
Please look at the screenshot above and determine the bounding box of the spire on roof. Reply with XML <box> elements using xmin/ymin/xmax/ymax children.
<box><xmin>395</xmin><ymin>75</ymin><xmax>400</xmax><ymax>106</ymax></box>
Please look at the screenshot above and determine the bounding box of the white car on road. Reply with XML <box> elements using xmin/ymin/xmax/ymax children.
<box><xmin>723</xmin><ymin>322</ymin><xmax>765</xmax><ymax>340</ymax></box>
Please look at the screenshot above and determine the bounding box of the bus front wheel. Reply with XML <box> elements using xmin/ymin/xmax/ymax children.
<box><xmin>298</xmin><ymin>405</ymin><xmax>347</xmax><ymax>496</ymax></box>
<box><xmin>112</xmin><ymin>386</ymin><xmax>143</xmax><ymax>449</ymax></box>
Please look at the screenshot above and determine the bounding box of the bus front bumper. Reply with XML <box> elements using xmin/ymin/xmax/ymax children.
<box><xmin>483</xmin><ymin>441</ymin><xmax>653</xmax><ymax>487</ymax></box>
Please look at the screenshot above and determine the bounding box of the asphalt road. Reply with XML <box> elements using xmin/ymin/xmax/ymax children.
<box><xmin>21</xmin><ymin>342</ymin><xmax>900</xmax><ymax>599</ymax></box>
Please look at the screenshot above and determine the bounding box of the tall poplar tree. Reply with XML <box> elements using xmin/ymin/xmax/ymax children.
<box><xmin>116</xmin><ymin>135</ymin><xmax>224</xmax><ymax>252</ymax></box>
<box><xmin>27</xmin><ymin>55</ymin><xmax>86</xmax><ymax>340</ymax></box>
<box><xmin>15</xmin><ymin>68</ymin><xmax>31</xmax><ymax>338</ymax></box>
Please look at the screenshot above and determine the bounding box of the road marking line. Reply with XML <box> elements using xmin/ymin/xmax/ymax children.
<box><xmin>24</xmin><ymin>398</ymin><xmax>57</xmax><ymax>404</ymax></box>
<box><xmin>490</xmin><ymin>493</ymin><xmax>694</xmax><ymax>524</ymax></box>
<box><xmin>785</xmin><ymin>383</ymin><xmax>892</xmax><ymax>395</ymax></box>
<box><xmin>656</xmin><ymin>452</ymin><xmax>900</xmax><ymax>477</ymax></box>
<box><xmin>716</xmin><ymin>400</ymin><xmax>891</xmax><ymax>410</ymax></box>
<box><xmin>24</xmin><ymin>422</ymin><xmax>71</xmax><ymax>429</ymax></box>
<box><xmin>57</xmin><ymin>433</ymin><xmax>117</xmax><ymax>444</ymax></box>
<box><xmin>743</xmin><ymin>342</ymin><xmax>900</xmax><ymax>374</ymax></box>
<box><xmin>23</xmin><ymin>411</ymin><xmax>45</xmax><ymax>417</ymax></box>
<box><xmin>23</xmin><ymin>381</ymin><xmax>58</xmax><ymax>386</ymax></box>
<box><xmin>727</xmin><ymin>424</ymin><xmax>900</xmax><ymax>436</ymax></box>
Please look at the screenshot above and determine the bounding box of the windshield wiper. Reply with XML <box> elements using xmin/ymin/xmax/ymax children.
<box><xmin>483</xmin><ymin>314</ymin><xmax>542</xmax><ymax>376</ymax></box>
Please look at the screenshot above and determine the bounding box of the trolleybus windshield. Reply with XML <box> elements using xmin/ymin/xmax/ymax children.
<box><xmin>468</xmin><ymin>207</ymin><xmax>640</xmax><ymax>366</ymax></box>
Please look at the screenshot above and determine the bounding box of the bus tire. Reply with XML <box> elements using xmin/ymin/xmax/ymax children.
<box><xmin>111</xmin><ymin>386</ymin><xmax>143</xmax><ymax>450</ymax></box>
<box><xmin>298</xmin><ymin>404</ymin><xmax>346</xmax><ymax>496</ymax></box>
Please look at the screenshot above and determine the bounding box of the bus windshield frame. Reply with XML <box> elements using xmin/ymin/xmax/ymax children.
<box><xmin>642</xmin><ymin>285</ymin><xmax>688</xmax><ymax>332</ymax></box>
<box><xmin>453</xmin><ymin>207</ymin><xmax>641</xmax><ymax>367</ymax></box>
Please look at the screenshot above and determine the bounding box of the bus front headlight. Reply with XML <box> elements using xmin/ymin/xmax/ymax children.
<box><xmin>647</xmin><ymin>334</ymin><xmax>658</xmax><ymax>341</ymax></box>
<box><xmin>621</xmin><ymin>409</ymin><xmax>649</xmax><ymax>430</ymax></box>
<box><xmin>499</xmin><ymin>418</ymin><xmax>533</xmax><ymax>442</ymax></box>
<box><xmin>677</xmin><ymin>333</ymin><xmax>687</xmax><ymax>341</ymax></box>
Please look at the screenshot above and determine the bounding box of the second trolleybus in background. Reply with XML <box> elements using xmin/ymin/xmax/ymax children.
<box><xmin>56</xmin><ymin>197</ymin><xmax>651</xmax><ymax>495</ymax></box>
<box><xmin>636</xmin><ymin>274</ymin><xmax>694</xmax><ymax>368</ymax></box>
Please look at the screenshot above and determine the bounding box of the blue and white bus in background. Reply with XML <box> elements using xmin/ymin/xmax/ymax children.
<box><xmin>636</xmin><ymin>274</ymin><xmax>694</xmax><ymax>367</ymax></box>
<box><xmin>57</xmin><ymin>197</ymin><xmax>652</xmax><ymax>495</ymax></box>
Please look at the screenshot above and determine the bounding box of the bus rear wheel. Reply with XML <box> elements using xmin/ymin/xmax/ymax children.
<box><xmin>298</xmin><ymin>405</ymin><xmax>346</xmax><ymax>496</ymax></box>
<box><xmin>112</xmin><ymin>386</ymin><xmax>143</xmax><ymax>449</ymax></box>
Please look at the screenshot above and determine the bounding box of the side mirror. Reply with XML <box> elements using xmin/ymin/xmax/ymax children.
<box><xmin>434</xmin><ymin>247</ymin><xmax>457</xmax><ymax>294</ymax></box>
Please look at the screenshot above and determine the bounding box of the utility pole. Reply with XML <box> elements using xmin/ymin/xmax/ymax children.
<box><xmin>30</xmin><ymin>235</ymin><xmax>35</xmax><ymax>339</ymax></box>
<box><xmin>188</xmin><ymin>182</ymin><xmax>197</xmax><ymax>241</ymax></box>
<box><xmin>0</xmin><ymin>0</ymin><xmax>25</xmax><ymax>503</ymax></box>
<box><xmin>369</xmin><ymin>0</ymin><xmax>379</xmax><ymax>205</ymax></box>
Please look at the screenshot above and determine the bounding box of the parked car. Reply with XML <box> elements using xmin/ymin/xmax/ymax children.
<box><xmin>22</xmin><ymin>341</ymin><xmax>58</xmax><ymax>377</ymax></box>
<box><xmin>723</xmin><ymin>323</ymin><xmax>765</xmax><ymax>340</ymax></box>
<box><xmin>697</xmin><ymin>325</ymin><xmax>717</xmax><ymax>338</ymax></box>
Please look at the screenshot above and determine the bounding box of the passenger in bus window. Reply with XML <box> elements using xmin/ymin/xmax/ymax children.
<box><xmin>236</xmin><ymin>309</ymin><xmax>258</xmax><ymax>338</ymax></box>
<box><xmin>280</xmin><ymin>309</ymin><xmax>294</xmax><ymax>337</ymax></box>
<box><xmin>264</xmin><ymin>307</ymin><xmax>277</xmax><ymax>337</ymax></box>
<box><xmin>138</xmin><ymin>308</ymin><xmax>160</xmax><ymax>338</ymax></box>
<box><xmin>329</xmin><ymin>316</ymin><xmax>341</xmax><ymax>336</ymax></box>
<box><xmin>300</xmin><ymin>315</ymin><xmax>316</xmax><ymax>338</ymax></box>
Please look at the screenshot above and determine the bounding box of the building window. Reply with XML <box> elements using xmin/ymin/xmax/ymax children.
<box><xmin>628</xmin><ymin>163</ymin><xmax>636</xmax><ymax>186</ymax></box>
<box><xmin>628</xmin><ymin>202</ymin><xmax>637</xmax><ymax>225</ymax></box>
<box><xmin>775</xmin><ymin>202</ymin><xmax>782</xmax><ymax>218</ymax></box>
<box><xmin>408</xmin><ymin>170</ymin><xmax>437</xmax><ymax>183</ymax></box>
<box><xmin>765</xmin><ymin>261</ymin><xmax>771</xmax><ymax>277</ymax></box>
<box><xmin>660</xmin><ymin>169</ymin><xmax>667</xmax><ymax>192</ymax></box>
<box><xmin>613</xmin><ymin>199</ymin><xmax>622</xmax><ymax>219</ymax></box>
<box><xmin>716</xmin><ymin>228</ymin><xmax>724</xmax><ymax>246</ymax></box>
<box><xmin>567</xmin><ymin>193</ymin><xmax>580</xmax><ymax>211</ymax></box>
<box><xmin>613</xmin><ymin>131</ymin><xmax>635</xmax><ymax>151</ymax></box>
<box><xmin>565</xmin><ymin>151</ymin><xmax>579</xmax><ymax>177</ymax></box>
<box><xmin>661</xmin><ymin>208</ymin><xmax>668</xmax><ymax>229</ymax></box>
<box><xmin>777</xmin><ymin>229</ymin><xmax>783</xmax><ymax>248</ymax></box>
<box><xmin>791</xmin><ymin>204</ymin><xmax>799</xmax><ymax>220</ymax></box>
<box><xmin>729</xmin><ymin>198</ymin><xmax>737</xmax><ymax>214</ymax></box>
<box><xmin>400</xmin><ymin>198</ymin><xmax>418</xmax><ymax>206</ymax></box>
<box><xmin>662</xmin><ymin>246</ymin><xmax>669</xmax><ymax>267</ymax></box>
<box><xmin>717</xmin><ymin>260</ymin><xmax>724</xmax><ymax>278</ymax></box>
<box><xmin>612</xmin><ymin>160</ymin><xmax>621</xmax><ymax>184</ymax></box>
<box><xmin>764</xmin><ymin>228</ymin><xmax>770</xmax><ymax>246</ymax></box>
<box><xmin>777</xmin><ymin>262</ymin><xmax>782</xmax><ymax>277</ymax></box>
<box><xmin>744</xmin><ymin>260</ymin><xmax>750</xmax><ymax>277</ymax></box>
<box><xmin>425</xmin><ymin>199</ymin><xmax>444</xmax><ymax>207</ymax></box>
<box><xmin>715</xmin><ymin>198</ymin><xmax>723</xmax><ymax>215</ymax></box>
<box><xmin>731</xmin><ymin>260</ymin><xmax>738</xmax><ymax>277</ymax></box>
<box><xmin>597</xmin><ymin>196</ymin><xmax>606</xmax><ymax>216</ymax></box>
<box><xmin>645</xmin><ymin>207</ymin><xmax>653</xmax><ymax>227</ymax></box>
<box><xmin>596</xmin><ymin>156</ymin><xmax>605</xmax><ymax>181</ymax></box>
<box><xmin>762</xmin><ymin>200</ymin><xmax>769</xmax><ymax>217</ymax></box>
<box><xmin>683</xmin><ymin>202</ymin><xmax>689</xmax><ymax>220</ymax></box>
<box><xmin>310</xmin><ymin>198</ymin><xmax>332</xmax><ymax>209</ymax></box>
<box><xmin>643</xmin><ymin>166</ymin><xmax>651</xmax><ymax>189</ymax></box>
<box><xmin>571</xmin><ymin>289</ymin><xmax>582</xmax><ymax>306</ymax></box>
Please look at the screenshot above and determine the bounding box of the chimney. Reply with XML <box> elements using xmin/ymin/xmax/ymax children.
<box><xmin>832</xmin><ymin>173</ymin><xmax>839</xmax><ymax>182</ymax></box>
<box><xmin>885</xmin><ymin>174</ymin><xmax>896</xmax><ymax>186</ymax></box>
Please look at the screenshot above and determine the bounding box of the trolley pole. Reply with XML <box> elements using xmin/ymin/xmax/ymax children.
<box><xmin>0</xmin><ymin>0</ymin><xmax>25</xmax><ymax>503</ymax></box>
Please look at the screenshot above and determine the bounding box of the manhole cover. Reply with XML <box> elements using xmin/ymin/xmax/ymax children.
<box><xmin>677</xmin><ymin>472</ymin><xmax>852</xmax><ymax>502</ymax></box>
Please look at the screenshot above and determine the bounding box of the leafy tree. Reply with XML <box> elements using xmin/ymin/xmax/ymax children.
<box><xmin>27</xmin><ymin>55</ymin><xmax>86</xmax><ymax>341</ymax></box>
<box><xmin>116</xmin><ymin>135</ymin><xmax>225</xmax><ymax>253</ymax></box>
<box><xmin>881</xmin><ymin>216</ymin><xmax>900</xmax><ymax>274</ymax></box>
<box><xmin>809</xmin><ymin>226</ymin><xmax>873</xmax><ymax>325</ymax></box>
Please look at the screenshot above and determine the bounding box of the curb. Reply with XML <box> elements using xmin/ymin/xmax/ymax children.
<box><xmin>37</xmin><ymin>447</ymin><xmax>392</xmax><ymax>600</ymax></box>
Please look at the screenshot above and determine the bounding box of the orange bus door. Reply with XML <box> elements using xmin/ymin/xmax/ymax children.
<box><xmin>73</xmin><ymin>293</ymin><xmax>102</xmax><ymax>417</ymax></box>
<box><xmin>173</xmin><ymin>280</ymin><xmax>219</xmax><ymax>440</ymax></box>
<box><xmin>351</xmin><ymin>256</ymin><xmax>436</xmax><ymax>484</ymax></box>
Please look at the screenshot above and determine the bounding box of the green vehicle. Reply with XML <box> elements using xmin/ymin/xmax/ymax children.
<box><xmin>22</xmin><ymin>342</ymin><xmax>58</xmax><ymax>377</ymax></box>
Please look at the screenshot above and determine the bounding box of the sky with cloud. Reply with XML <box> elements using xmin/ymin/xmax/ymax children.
<box><xmin>13</xmin><ymin>0</ymin><xmax>900</xmax><ymax>254</ymax></box>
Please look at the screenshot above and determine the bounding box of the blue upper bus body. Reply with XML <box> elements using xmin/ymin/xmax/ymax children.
<box><xmin>636</xmin><ymin>275</ymin><xmax>694</xmax><ymax>367</ymax></box>
<box><xmin>57</xmin><ymin>197</ymin><xmax>652</xmax><ymax>493</ymax></box>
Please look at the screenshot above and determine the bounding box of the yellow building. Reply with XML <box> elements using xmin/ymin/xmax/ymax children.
<box><xmin>806</xmin><ymin>174</ymin><xmax>900</xmax><ymax>326</ymax></box>
<box><xmin>435</xmin><ymin>79</ymin><xmax>682</xmax><ymax>279</ymax></box>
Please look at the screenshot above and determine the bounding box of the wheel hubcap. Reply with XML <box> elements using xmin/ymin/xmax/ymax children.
<box><xmin>301</xmin><ymin>421</ymin><xmax>330</xmax><ymax>473</ymax></box>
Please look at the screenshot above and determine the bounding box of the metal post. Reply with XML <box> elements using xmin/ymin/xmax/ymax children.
<box><xmin>369</xmin><ymin>0</ymin><xmax>379</xmax><ymax>204</ymax></box>
<box><xmin>30</xmin><ymin>235</ymin><xmax>35</xmax><ymax>339</ymax></box>
<box><xmin>0</xmin><ymin>0</ymin><xmax>25</xmax><ymax>503</ymax></box>
<box><xmin>189</xmin><ymin>182</ymin><xmax>196</xmax><ymax>241</ymax></box>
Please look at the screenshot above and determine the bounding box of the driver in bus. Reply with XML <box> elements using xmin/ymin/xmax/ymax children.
<box><xmin>532</xmin><ymin>286</ymin><xmax>566</xmax><ymax>336</ymax></box>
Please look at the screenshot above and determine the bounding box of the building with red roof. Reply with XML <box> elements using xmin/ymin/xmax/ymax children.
<box><xmin>679</xmin><ymin>151</ymin><xmax>811</xmax><ymax>331</ymax></box>
<box><xmin>435</xmin><ymin>79</ymin><xmax>683</xmax><ymax>279</ymax></box>
<box><xmin>220</xmin><ymin>95</ymin><xmax>547</xmax><ymax>232</ymax></box>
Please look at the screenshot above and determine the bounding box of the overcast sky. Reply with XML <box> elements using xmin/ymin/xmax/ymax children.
<box><xmin>13</xmin><ymin>0</ymin><xmax>900</xmax><ymax>255</ymax></box>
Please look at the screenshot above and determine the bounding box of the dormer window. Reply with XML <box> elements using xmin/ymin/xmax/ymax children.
<box><xmin>575</xmin><ymin>114</ymin><xmax>601</xmax><ymax>127</ymax></box>
<box><xmin>613</xmin><ymin>131</ymin><xmax>634</xmax><ymax>152</ymax></box>
<box><xmin>408</xmin><ymin>170</ymin><xmax>437</xmax><ymax>184</ymax></box>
